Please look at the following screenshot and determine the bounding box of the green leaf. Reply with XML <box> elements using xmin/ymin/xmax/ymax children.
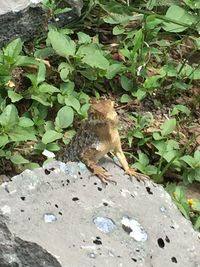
<box><xmin>37</xmin><ymin>63</ymin><xmax>46</xmax><ymax>85</ymax></box>
<box><xmin>113</xmin><ymin>26</ymin><xmax>125</xmax><ymax>35</ymax></box>
<box><xmin>15</xmin><ymin>56</ymin><xmax>39</xmax><ymax>66</ymax></box>
<box><xmin>8</xmin><ymin>126</ymin><xmax>36</xmax><ymax>141</ymax></box>
<box><xmin>163</xmin><ymin>5</ymin><xmax>196</xmax><ymax>32</ymax></box>
<box><xmin>0</xmin><ymin>135</ymin><xmax>9</xmax><ymax>147</ymax></box>
<box><xmin>120</xmin><ymin>94</ymin><xmax>132</xmax><ymax>103</ymax></box>
<box><xmin>48</xmin><ymin>29</ymin><xmax>76</xmax><ymax>57</ymax></box>
<box><xmin>55</xmin><ymin>106</ymin><xmax>74</xmax><ymax>128</ymax></box>
<box><xmin>171</xmin><ymin>105</ymin><xmax>191</xmax><ymax>116</ymax></box>
<box><xmin>38</xmin><ymin>83</ymin><xmax>60</xmax><ymax>94</ymax></box>
<box><xmin>82</xmin><ymin>50</ymin><xmax>109</xmax><ymax>70</ymax></box>
<box><xmin>180</xmin><ymin>155</ymin><xmax>194</xmax><ymax>168</ymax></box>
<box><xmin>77</xmin><ymin>32</ymin><xmax>91</xmax><ymax>44</ymax></box>
<box><xmin>19</xmin><ymin>117</ymin><xmax>34</xmax><ymax>127</ymax></box>
<box><xmin>25</xmin><ymin>162</ymin><xmax>40</xmax><ymax>170</ymax></box>
<box><xmin>4</xmin><ymin>38</ymin><xmax>23</xmax><ymax>59</ymax></box>
<box><xmin>46</xmin><ymin>142</ymin><xmax>60</xmax><ymax>151</ymax></box>
<box><xmin>121</xmin><ymin>75</ymin><xmax>133</xmax><ymax>91</ymax></box>
<box><xmin>106</xmin><ymin>63</ymin><xmax>123</xmax><ymax>79</ymax></box>
<box><xmin>42</xmin><ymin>130</ymin><xmax>63</xmax><ymax>144</ymax></box>
<box><xmin>8</xmin><ymin>91</ymin><xmax>23</xmax><ymax>103</ymax></box>
<box><xmin>133</xmin><ymin>29</ymin><xmax>143</xmax><ymax>53</ymax></box>
<box><xmin>58</xmin><ymin>62</ymin><xmax>74</xmax><ymax>82</ymax></box>
<box><xmin>194</xmin><ymin>216</ymin><xmax>200</xmax><ymax>231</ymax></box>
<box><xmin>65</xmin><ymin>95</ymin><xmax>80</xmax><ymax>112</ymax></box>
<box><xmin>160</xmin><ymin>118</ymin><xmax>176</xmax><ymax>136</ymax></box>
<box><xmin>10</xmin><ymin>154</ymin><xmax>29</xmax><ymax>164</ymax></box>
<box><xmin>31</xmin><ymin>95</ymin><xmax>51</xmax><ymax>106</ymax></box>
<box><xmin>0</xmin><ymin>104</ymin><xmax>19</xmax><ymax>127</ymax></box>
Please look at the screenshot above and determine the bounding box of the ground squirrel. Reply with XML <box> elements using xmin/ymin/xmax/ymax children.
<box><xmin>59</xmin><ymin>99</ymin><xmax>146</xmax><ymax>184</ymax></box>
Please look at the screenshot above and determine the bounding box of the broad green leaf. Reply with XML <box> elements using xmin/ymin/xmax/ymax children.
<box><xmin>191</xmin><ymin>200</ymin><xmax>200</xmax><ymax>212</ymax></box>
<box><xmin>194</xmin><ymin>150</ymin><xmax>200</xmax><ymax>162</ymax></box>
<box><xmin>25</xmin><ymin>162</ymin><xmax>40</xmax><ymax>170</ymax></box>
<box><xmin>58</xmin><ymin>62</ymin><xmax>74</xmax><ymax>82</ymax></box>
<box><xmin>163</xmin><ymin>5</ymin><xmax>196</xmax><ymax>32</ymax></box>
<box><xmin>42</xmin><ymin>130</ymin><xmax>63</xmax><ymax>144</ymax></box>
<box><xmin>160</xmin><ymin>118</ymin><xmax>176</xmax><ymax>136</ymax></box>
<box><xmin>46</xmin><ymin>142</ymin><xmax>60</xmax><ymax>151</ymax></box>
<box><xmin>120</xmin><ymin>94</ymin><xmax>132</xmax><ymax>103</ymax></box>
<box><xmin>106</xmin><ymin>63</ymin><xmax>123</xmax><ymax>79</ymax></box>
<box><xmin>19</xmin><ymin>117</ymin><xmax>34</xmax><ymax>127</ymax></box>
<box><xmin>138</xmin><ymin>152</ymin><xmax>149</xmax><ymax>166</ymax></box>
<box><xmin>31</xmin><ymin>95</ymin><xmax>51</xmax><ymax>106</ymax></box>
<box><xmin>77</xmin><ymin>32</ymin><xmax>91</xmax><ymax>44</ymax></box>
<box><xmin>180</xmin><ymin>155</ymin><xmax>194</xmax><ymax>168</ymax></box>
<box><xmin>4</xmin><ymin>38</ymin><xmax>23</xmax><ymax>59</ymax></box>
<box><xmin>65</xmin><ymin>95</ymin><xmax>80</xmax><ymax>112</ymax></box>
<box><xmin>194</xmin><ymin>216</ymin><xmax>200</xmax><ymax>231</ymax></box>
<box><xmin>171</xmin><ymin>105</ymin><xmax>191</xmax><ymax>116</ymax></box>
<box><xmin>82</xmin><ymin>50</ymin><xmax>109</xmax><ymax>70</ymax></box>
<box><xmin>38</xmin><ymin>83</ymin><xmax>60</xmax><ymax>94</ymax></box>
<box><xmin>34</xmin><ymin>47</ymin><xmax>55</xmax><ymax>59</ymax></box>
<box><xmin>121</xmin><ymin>75</ymin><xmax>132</xmax><ymax>91</ymax></box>
<box><xmin>10</xmin><ymin>154</ymin><xmax>29</xmax><ymax>164</ymax></box>
<box><xmin>113</xmin><ymin>26</ymin><xmax>125</xmax><ymax>35</ymax></box>
<box><xmin>8</xmin><ymin>91</ymin><xmax>23</xmax><ymax>102</ymax></box>
<box><xmin>153</xmin><ymin>132</ymin><xmax>163</xmax><ymax>140</ymax></box>
<box><xmin>133</xmin><ymin>29</ymin><xmax>143</xmax><ymax>54</ymax></box>
<box><xmin>103</xmin><ymin>13</ymin><xmax>132</xmax><ymax>25</ymax></box>
<box><xmin>0</xmin><ymin>104</ymin><xmax>19</xmax><ymax>127</ymax></box>
<box><xmin>55</xmin><ymin>106</ymin><xmax>74</xmax><ymax>128</ymax></box>
<box><xmin>0</xmin><ymin>135</ymin><xmax>9</xmax><ymax>147</ymax></box>
<box><xmin>48</xmin><ymin>29</ymin><xmax>76</xmax><ymax>57</ymax></box>
<box><xmin>37</xmin><ymin>63</ymin><xmax>46</xmax><ymax>85</ymax></box>
<box><xmin>9</xmin><ymin>126</ymin><xmax>36</xmax><ymax>141</ymax></box>
<box><xmin>15</xmin><ymin>56</ymin><xmax>39</xmax><ymax>66</ymax></box>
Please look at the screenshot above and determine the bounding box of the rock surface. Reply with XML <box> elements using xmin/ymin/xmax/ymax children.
<box><xmin>0</xmin><ymin>0</ymin><xmax>83</xmax><ymax>47</ymax></box>
<box><xmin>0</xmin><ymin>158</ymin><xmax>200</xmax><ymax>267</ymax></box>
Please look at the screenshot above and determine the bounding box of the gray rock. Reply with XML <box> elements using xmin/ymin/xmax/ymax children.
<box><xmin>0</xmin><ymin>0</ymin><xmax>83</xmax><ymax>47</ymax></box>
<box><xmin>0</xmin><ymin>158</ymin><xmax>200</xmax><ymax>267</ymax></box>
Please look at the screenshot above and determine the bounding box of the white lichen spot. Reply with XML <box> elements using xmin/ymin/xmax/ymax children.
<box><xmin>42</xmin><ymin>149</ymin><xmax>55</xmax><ymax>158</ymax></box>
<box><xmin>1</xmin><ymin>205</ymin><xmax>11</xmax><ymax>214</ymax></box>
<box><xmin>120</xmin><ymin>189</ymin><xmax>131</xmax><ymax>197</ymax></box>
<box><xmin>121</xmin><ymin>216</ymin><xmax>147</xmax><ymax>242</ymax></box>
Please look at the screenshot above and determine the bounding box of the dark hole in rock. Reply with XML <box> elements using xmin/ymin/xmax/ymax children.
<box><xmin>136</xmin><ymin>249</ymin><xmax>140</xmax><ymax>252</ymax></box>
<box><xmin>165</xmin><ymin>235</ymin><xmax>170</xmax><ymax>243</ymax></box>
<box><xmin>72</xmin><ymin>197</ymin><xmax>79</xmax><ymax>201</ymax></box>
<box><xmin>66</xmin><ymin>179</ymin><xmax>70</xmax><ymax>184</ymax></box>
<box><xmin>20</xmin><ymin>209</ymin><xmax>24</xmax><ymax>212</ymax></box>
<box><xmin>94</xmin><ymin>182</ymin><xmax>97</xmax><ymax>185</ymax></box>
<box><xmin>122</xmin><ymin>224</ymin><xmax>132</xmax><ymax>234</ymax></box>
<box><xmin>96</xmin><ymin>236</ymin><xmax>101</xmax><ymax>240</ymax></box>
<box><xmin>171</xmin><ymin>257</ymin><xmax>177</xmax><ymax>263</ymax></box>
<box><xmin>78</xmin><ymin>171</ymin><xmax>81</xmax><ymax>175</ymax></box>
<box><xmin>97</xmin><ymin>187</ymin><xmax>102</xmax><ymax>191</ymax></box>
<box><xmin>80</xmin><ymin>177</ymin><xmax>83</xmax><ymax>179</ymax></box>
<box><xmin>117</xmin><ymin>255</ymin><xmax>121</xmax><ymax>258</ymax></box>
<box><xmin>146</xmin><ymin>186</ymin><xmax>153</xmax><ymax>195</ymax></box>
<box><xmin>20</xmin><ymin>196</ymin><xmax>26</xmax><ymax>201</ymax></box>
<box><xmin>157</xmin><ymin>238</ymin><xmax>165</xmax><ymax>248</ymax></box>
<box><xmin>132</xmin><ymin>258</ymin><xmax>137</xmax><ymax>262</ymax></box>
<box><xmin>170</xmin><ymin>225</ymin><xmax>175</xmax><ymax>229</ymax></box>
<box><xmin>93</xmin><ymin>239</ymin><xmax>102</xmax><ymax>245</ymax></box>
<box><xmin>103</xmin><ymin>202</ymin><xmax>108</xmax><ymax>206</ymax></box>
<box><xmin>58</xmin><ymin>211</ymin><xmax>62</xmax><ymax>215</ymax></box>
<box><xmin>83</xmin><ymin>184</ymin><xmax>86</xmax><ymax>187</ymax></box>
<box><xmin>44</xmin><ymin>169</ymin><xmax>51</xmax><ymax>175</ymax></box>
<box><xmin>55</xmin><ymin>204</ymin><xmax>59</xmax><ymax>208</ymax></box>
<box><xmin>131</xmin><ymin>194</ymin><xmax>135</xmax><ymax>198</ymax></box>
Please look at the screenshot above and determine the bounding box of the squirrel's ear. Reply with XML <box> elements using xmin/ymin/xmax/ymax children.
<box><xmin>111</xmin><ymin>101</ymin><xmax>115</xmax><ymax>107</ymax></box>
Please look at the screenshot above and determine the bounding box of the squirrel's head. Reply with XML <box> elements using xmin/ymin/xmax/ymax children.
<box><xmin>89</xmin><ymin>99</ymin><xmax>118</xmax><ymax>123</ymax></box>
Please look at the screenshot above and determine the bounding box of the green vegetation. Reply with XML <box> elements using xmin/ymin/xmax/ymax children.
<box><xmin>0</xmin><ymin>0</ymin><xmax>200</xmax><ymax>228</ymax></box>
